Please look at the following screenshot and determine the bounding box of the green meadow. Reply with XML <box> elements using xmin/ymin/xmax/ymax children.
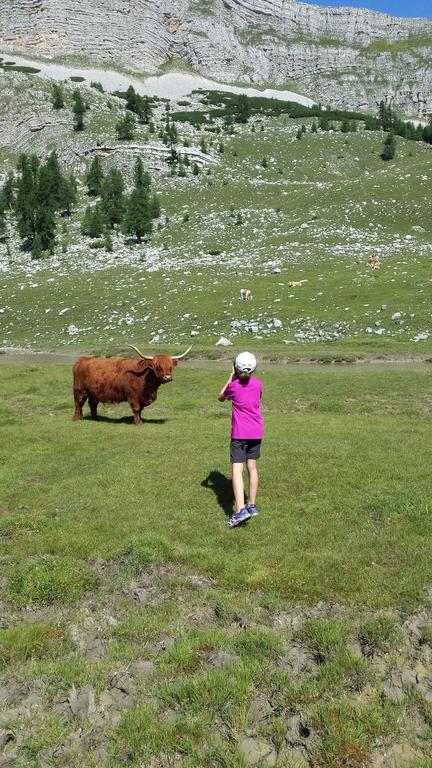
<box><xmin>1</xmin><ymin>68</ymin><xmax>432</xmax><ymax>765</ymax></box>
<box><xmin>1</xmin><ymin>361</ymin><xmax>432</xmax><ymax>765</ymax></box>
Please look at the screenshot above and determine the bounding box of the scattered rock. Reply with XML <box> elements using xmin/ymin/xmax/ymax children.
<box><xmin>247</xmin><ymin>696</ymin><xmax>273</xmax><ymax>727</ymax></box>
<box><xmin>208</xmin><ymin>650</ymin><xmax>241</xmax><ymax>669</ymax></box>
<box><xmin>216</xmin><ymin>337</ymin><xmax>233</xmax><ymax>346</ymax></box>
<box><xmin>68</xmin><ymin>685</ymin><xmax>96</xmax><ymax>718</ymax></box>
<box><xmin>131</xmin><ymin>659</ymin><xmax>155</xmax><ymax>678</ymax></box>
<box><xmin>239</xmin><ymin>737</ymin><xmax>277</xmax><ymax>767</ymax></box>
<box><xmin>370</xmin><ymin>742</ymin><xmax>423</xmax><ymax>767</ymax></box>
<box><xmin>0</xmin><ymin>729</ymin><xmax>15</xmax><ymax>749</ymax></box>
<box><xmin>157</xmin><ymin>636</ymin><xmax>176</xmax><ymax>652</ymax></box>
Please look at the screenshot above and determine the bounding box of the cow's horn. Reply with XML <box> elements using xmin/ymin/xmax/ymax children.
<box><xmin>172</xmin><ymin>345</ymin><xmax>192</xmax><ymax>360</ymax></box>
<box><xmin>128</xmin><ymin>344</ymin><xmax>154</xmax><ymax>360</ymax></box>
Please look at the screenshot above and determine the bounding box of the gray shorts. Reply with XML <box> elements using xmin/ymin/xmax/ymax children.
<box><xmin>230</xmin><ymin>439</ymin><xmax>262</xmax><ymax>464</ymax></box>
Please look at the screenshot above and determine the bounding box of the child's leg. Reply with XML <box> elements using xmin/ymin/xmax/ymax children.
<box><xmin>232</xmin><ymin>462</ymin><xmax>245</xmax><ymax>512</ymax></box>
<box><xmin>246</xmin><ymin>459</ymin><xmax>259</xmax><ymax>505</ymax></box>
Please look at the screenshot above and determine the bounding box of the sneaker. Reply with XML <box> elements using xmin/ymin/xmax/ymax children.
<box><xmin>247</xmin><ymin>504</ymin><xmax>259</xmax><ymax>517</ymax></box>
<box><xmin>226</xmin><ymin>508</ymin><xmax>251</xmax><ymax>528</ymax></box>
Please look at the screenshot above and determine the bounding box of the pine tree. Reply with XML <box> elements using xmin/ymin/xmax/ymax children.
<box><xmin>31</xmin><ymin>232</ymin><xmax>43</xmax><ymax>259</ymax></box>
<box><xmin>341</xmin><ymin>120</ymin><xmax>350</xmax><ymax>133</ymax></box>
<box><xmin>218</xmin><ymin>142</ymin><xmax>224</xmax><ymax>154</ymax></box>
<box><xmin>59</xmin><ymin>174</ymin><xmax>77</xmax><ymax>215</ymax></box>
<box><xmin>134</xmin><ymin>158</ymin><xmax>151</xmax><ymax>190</ymax></box>
<box><xmin>192</xmin><ymin>163</ymin><xmax>200</xmax><ymax>176</ymax></box>
<box><xmin>296</xmin><ymin>129</ymin><xmax>302</xmax><ymax>140</ymax></box>
<box><xmin>126</xmin><ymin>85</ymin><xmax>138</xmax><ymax>113</ymax></box>
<box><xmin>72</xmin><ymin>90</ymin><xmax>86</xmax><ymax>131</ymax></box>
<box><xmin>43</xmin><ymin>151</ymin><xmax>63</xmax><ymax>210</ymax></box>
<box><xmin>116</xmin><ymin>111</ymin><xmax>136</xmax><ymax>140</ymax></box>
<box><xmin>2</xmin><ymin>172</ymin><xmax>15</xmax><ymax>209</ymax></box>
<box><xmin>15</xmin><ymin>156</ymin><xmax>37</xmax><ymax>241</ymax></box>
<box><xmin>0</xmin><ymin>192</ymin><xmax>7</xmax><ymax>238</ymax></box>
<box><xmin>261</xmin><ymin>156</ymin><xmax>268</xmax><ymax>167</ymax></box>
<box><xmin>200</xmin><ymin>138</ymin><xmax>208</xmax><ymax>154</ymax></box>
<box><xmin>101</xmin><ymin>168</ymin><xmax>125</xmax><ymax>227</ymax></box>
<box><xmin>319</xmin><ymin>116</ymin><xmax>329</xmax><ymax>131</ymax></box>
<box><xmin>137</xmin><ymin>95</ymin><xmax>152</xmax><ymax>125</ymax></box>
<box><xmin>235</xmin><ymin>94</ymin><xmax>250</xmax><ymax>124</ymax></box>
<box><xmin>381</xmin><ymin>132</ymin><xmax>396</xmax><ymax>161</ymax></box>
<box><xmin>81</xmin><ymin>203</ymin><xmax>105</xmax><ymax>238</ymax></box>
<box><xmin>86</xmin><ymin>156</ymin><xmax>105</xmax><ymax>196</ymax></box>
<box><xmin>311</xmin><ymin>121</ymin><xmax>318</xmax><ymax>133</ymax></box>
<box><xmin>150</xmin><ymin>195</ymin><xmax>161</xmax><ymax>219</ymax></box>
<box><xmin>123</xmin><ymin>187</ymin><xmax>152</xmax><ymax>243</ymax></box>
<box><xmin>301</xmin><ymin>124</ymin><xmax>307</xmax><ymax>134</ymax></box>
<box><xmin>52</xmin><ymin>83</ymin><xmax>65</xmax><ymax>109</ymax></box>
<box><xmin>104</xmin><ymin>229</ymin><xmax>113</xmax><ymax>252</ymax></box>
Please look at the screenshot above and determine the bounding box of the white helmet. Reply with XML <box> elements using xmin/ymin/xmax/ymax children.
<box><xmin>235</xmin><ymin>351</ymin><xmax>257</xmax><ymax>373</ymax></box>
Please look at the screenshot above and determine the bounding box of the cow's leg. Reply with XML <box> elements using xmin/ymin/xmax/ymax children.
<box><xmin>88</xmin><ymin>396</ymin><xmax>98</xmax><ymax>421</ymax></box>
<box><xmin>73</xmin><ymin>389</ymin><xmax>87</xmax><ymax>421</ymax></box>
<box><xmin>128</xmin><ymin>399</ymin><xmax>143</xmax><ymax>425</ymax></box>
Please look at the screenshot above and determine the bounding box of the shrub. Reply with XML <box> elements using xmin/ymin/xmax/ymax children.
<box><xmin>5</xmin><ymin>555</ymin><xmax>98</xmax><ymax>606</ymax></box>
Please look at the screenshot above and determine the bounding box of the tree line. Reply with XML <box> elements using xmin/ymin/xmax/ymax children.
<box><xmin>0</xmin><ymin>152</ymin><xmax>161</xmax><ymax>258</ymax></box>
<box><xmin>82</xmin><ymin>156</ymin><xmax>160</xmax><ymax>245</ymax></box>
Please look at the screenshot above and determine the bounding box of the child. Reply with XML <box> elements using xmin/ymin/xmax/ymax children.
<box><xmin>218</xmin><ymin>351</ymin><xmax>263</xmax><ymax>528</ymax></box>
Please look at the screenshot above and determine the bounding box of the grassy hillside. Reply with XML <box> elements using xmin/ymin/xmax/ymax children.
<box><xmin>1</xmin><ymin>362</ymin><xmax>432</xmax><ymax>765</ymax></box>
<box><xmin>0</xmin><ymin>71</ymin><xmax>431</xmax><ymax>358</ymax></box>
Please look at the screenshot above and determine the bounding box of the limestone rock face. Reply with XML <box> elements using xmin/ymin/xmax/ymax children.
<box><xmin>0</xmin><ymin>0</ymin><xmax>431</xmax><ymax>116</ymax></box>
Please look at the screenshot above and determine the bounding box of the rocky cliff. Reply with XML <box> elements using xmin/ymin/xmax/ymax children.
<box><xmin>0</xmin><ymin>0</ymin><xmax>431</xmax><ymax>116</ymax></box>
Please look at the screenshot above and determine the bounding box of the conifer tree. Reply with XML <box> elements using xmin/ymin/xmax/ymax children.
<box><xmin>123</xmin><ymin>187</ymin><xmax>152</xmax><ymax>243</ymax></box>
<box><xmin>86</xmin><ymin>156</ymin><xmax>105</xmax><ymax>196</ymax></box>
<box><xmin>59</xmin><ymin>174</ymin><xmax>77</xmax><ymax>215</ymax></box>
<box><xmin>31</xmin><ymin>232</ymin><xmax>43</xmax><ymax>259</ymax></box>
<box><xmin>150</xmin><ymin>194</ymin><xmax>161</xmax><ymax>219</ymax></box>
<box><xmin>81</xmin><ymin>203</ymin><xmax>105</xmax><ymax>238</ymax></box>
<box><xmin>2</xmin><ymin>172</ymin><xmax>15</xmax><ymax>209</ymax></box>
<box><xmin>341</xmin><ymin>119</ymin><xmax>350</xmax><ymax>133</ymax></box>
<box><xmin>52</xmin><ymin>83</ymin><xmax>65</xmax><ymax>110</ymax></box>
<box><xmin>235</xmin><ymin>94</ymin><xmax>250</xmax><ymax>124</ymax></box>
<box><xmin>311</xmin><ymin>121</ymin><xmax>318</xmax><ymax>133</ymax></box>
<box><xmin>319</xmin><ymin>116</ymin><xmax>329</xmax><ymax>131</ymax></box>
<box><xmin>0</xmin><ymin>192</ymin><xmax>6</xmax><ymax>238</ymax></box>
<box><xmin>101</xmin><ymin>168</ymin><xmax>125</xmax><ymax>227</ymax></box>
<box><xmin>381</xmin><ymin>132</ymin><xmax>396</xmax><ymax>161</ymax></box>
<box><xmin>192</xmin><ymin>163</ymin><xmax>200</xmax><ymax>176</ymax></box>
<box><xmin>116</xmin><ymin>111</ymin><xmax>136</xmax><ymax>140</ymax></box>
<box><xmin>15</xmin><ymin>155</ymin><xmax>37</xmax><ymax>242</ymax></box>
<box><xmin>134</xmin><ymin>158</ymin><xmax>151</xmax><ymax>190</ymax></box>
<box><xmin>72</xmin><ymin>89</ymin><xmax>86</xmax><ymax>131</ymax></box>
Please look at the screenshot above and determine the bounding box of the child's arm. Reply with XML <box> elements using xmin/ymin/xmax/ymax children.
<box><xmin>218</xmin><ymin>365</ymin><xmax>236</xmax><ymax>401</ymax></box>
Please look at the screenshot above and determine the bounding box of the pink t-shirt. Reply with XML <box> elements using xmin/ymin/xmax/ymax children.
<box><xmin>224</xmin><ymin>377</ymin><xmax>263</xmax><ymax>439</ymax></box>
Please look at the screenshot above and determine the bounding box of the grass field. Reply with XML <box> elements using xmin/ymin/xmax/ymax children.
<box><xmin>1</xmin><ymin>361</ymin><xmax>432</xmax><ymax>765</ymax></box>
<box><xmin>1</xmin><ymin>67</ymin><xmax>432</xmax><ymax>765</ymax></box>
<box><xmin>0</xmin><ymin>73</ymin><xmax>431</xmax><ymax>357</ymax></box>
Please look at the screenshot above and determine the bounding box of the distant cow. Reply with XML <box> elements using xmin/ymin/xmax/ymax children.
<box><xmin>73</xmin><ymin>345</ymin><xmax>192</xmax><ymax>425</ymax></box>
<box><xmin>368</xmin><ymin>253</ymin><xmax>380</xmax><ymax>270</ymax></box>
<box><xmin>240</xmin><ymin>288</ymin><xmax>253</xmax><ymax>300</ymax></box>
<box><xmin>288</xmin><ymin>280</ymin><xmax>307</xmax><ymax>287</ymax></box>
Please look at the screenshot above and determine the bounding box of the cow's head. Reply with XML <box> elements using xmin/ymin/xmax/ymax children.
<box><xmin>128</xmin><ymin>345</ymin><xmax>192</xmax><ymax>384</ymax></box>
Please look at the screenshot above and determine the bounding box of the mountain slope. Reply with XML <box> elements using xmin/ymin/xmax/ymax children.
<box><xmin>0</xmin><ymin>0</ymin><xmax>431</xmax><ymax>115</ymax></box>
